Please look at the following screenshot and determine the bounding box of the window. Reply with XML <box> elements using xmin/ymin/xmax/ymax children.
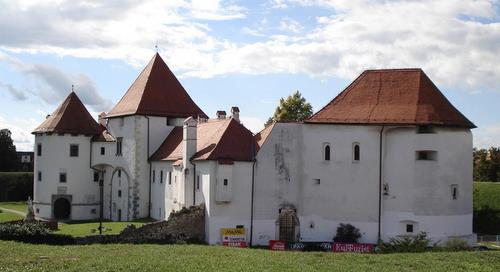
<box><xmin>70</xmin><ymin>144</ymin><xmax>79</xmax><ymax>157</ymax></box>
<box><xmin>91</xmin><ymin>209</ymin><xmax>96</xmax><ymax>214</ymax></box>
<box><xmin>168</xmin><ymin>172</ymin><xmax>172</xmax><ymax>185</ymax></box>
<box><xmin>313</xmin><ymin>178</ymin><xmax>320</xmax><ymax>185</ymax></box>
<box><xmin>118</xmin><ymin>190</ymin><xmax>122</xmax><ymax>197</ymax></box>
<box><xmin>416</xmin><ymin>151</ymin><xmax>437</xmax><ymax>161</ymax></box>
<box><xmin>152</xmin><ymin>170</ymin><xmax>155</xmax><ymax>183</ymax></box>
<box><xmin>37</xmin><ymin>171</ymin><xmax>42</xmax><ymax>182</ymax></box>
<box><xmin>223</xmin><ymin>179</ymin><xmax>228</xmax><ymax>186</ymax></box>
<box><xmin>196</xmin><ymin>175</ymin><xmax>200</xmax><ymax>190</ymax></box>
<box><xmin>406</xmin><ymin>224</ymin><xmax>414</xmax><ymax>233</ymax></box>
<box><xmin>93</xmin><ymin>172</ymin><xmax>99</xmax><ymax>182</ymax></box>
<box><xmin>324</xmin><ymin>144</ymin><xmax>331</xmax><ymax>161</ymax></box>
<box><xmin>417</xmin><ymin>125</ymin><xmax>435</xmax><ymax>134</ymax></box>
<box><xmin>37</xmin><ymin>144</ymin><xmax>42</xmax><ymax>156</ymax></box>
<box><xmin>174</xmin><ymin>175</ymin><xmax>177</xmax><ymax>184</ymax></box>
<box><xmin>116</xmin><ymin>137</ymin><xmax>123</xmax><ymax>156</ymax></box>
<box><xmin>59</xmin><ymin>172</ymin><xmax>67</xmax><ymax>183</ymax></box>
<box><xmin>100</xmin><ymin>147</ymin><xmax>105</xmax><ymax>155</ymax></box>
<box><xmin>160</xmin><ymin>171</ymin><xmax>163</xmax><ymax>184</ymax></box>
<box><xmin>118</xmin><ymin>169</ymin><xmax>121</xmax><ymax>178</ymax></box>
<box><xmin>353</xmin><ymin>143</ymin><xmax>360</xmax><ymax>161</ymax></box>
<box><xmin>451</xmin><ymin>185</ymin><xmax>458</xmax><ymax>200</ymax></box>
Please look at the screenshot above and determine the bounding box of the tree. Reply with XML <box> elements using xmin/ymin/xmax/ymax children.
<box><xmin>0</xmin><ymin>129</ymin><xmax>18</xmax><ymax>171</ymax></box>
<box><xmin>265</xmin><ymin>91</ymin><xmax>313</xmax><ymax>126</ymax></box>
<box><xmin>474</xmin><ymin>147</ymin><xmax>500</xmax><ymax>182</ymax></box>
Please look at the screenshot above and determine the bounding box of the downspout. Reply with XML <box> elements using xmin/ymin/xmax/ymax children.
<box><xmin>377</xmin><ymin>126</ymin><xmax>385</xmax><ymax>242</ymax></box>
<box><xmin>191</xmin><ymin>159</ymin><xmax>196</xmax><ymax>206</ymax></box>
<box><xmin>249</xmin><ymin>140</ymin><xmax>256</xmax><ymax>247</ymax></box>
<box><xmin>145</xmin><ymin>116</ymin><xmax>151</xmax><ymax>218</ymax></box>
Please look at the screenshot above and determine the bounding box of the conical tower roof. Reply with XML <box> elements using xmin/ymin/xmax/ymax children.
<box><xmin>107</xmin><ymin>53</ymin><xmax>207</xmax><ymax>118</ymax></box>
<box><xmin>307</xmin><ymin>69</ymin><xmax>475</xmax><ymax>128</ymax></box>
<box><xmin>33</xmin><ymin>92</ymin><xmax>101</xmax><ymax>134</ymax></box>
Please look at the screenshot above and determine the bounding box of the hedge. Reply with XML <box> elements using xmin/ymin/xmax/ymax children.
<box><xmin>0</xmin><ymin>172</ymin><xmax>33</xmax><ymax>201</ymax></box>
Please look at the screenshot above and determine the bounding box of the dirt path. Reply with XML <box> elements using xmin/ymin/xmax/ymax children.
<box><xmin>0</xmin><ymin>207</ymin><xmax>26</xmax><ymax>217</ymax></box>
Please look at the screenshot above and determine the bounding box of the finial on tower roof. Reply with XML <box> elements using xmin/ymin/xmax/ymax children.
<box><xmin>155</xmin><ymin>42</ymin><xmax>159</xmax><ymax>53</ymax></box>
<box><xmin>71</xmin><ymin>84</ymin><xmax>74</xmax><ymax>92</ymax></box>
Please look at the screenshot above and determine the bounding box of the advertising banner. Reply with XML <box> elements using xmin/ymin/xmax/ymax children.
<box><xmin>267</xmin><ymin>241</ymin><xmax>375</xmax><ymax>253</ymax></box>
<box><xmin>269</xmin><ymin>240</ymin><xmax>286</xmax><ymax>251</ymax></box>
<box><xmin>221</xmin><ymin>228</ymin><xmax>247</xmax><ymax>247</ymax></box>
<box><xmin>332</xmin><ymin>243</ymin><xmax>374</xmax><ymax>253</ymax></box>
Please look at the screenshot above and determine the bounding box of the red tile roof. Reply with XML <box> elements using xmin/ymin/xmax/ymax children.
<box><xmin>307</xmin><ymin>69</ymin><xmax>475</xmax><ymax>128</ymax></box>
<box><xmin>32</xmin><ymin>92</ymin><xmax>101</xmax><ymax>135</ymax></box>
<box><xmin>150</xmin><ymin>118</ymin><xmax>255</xmax><ymax>162</ymax></box>
<box><xmin>255</xmin><ymin>123</ymin><xmax>275</xmax><ymax>152</ymax></box>
<box><xmin>107</xmin><ymin>53</ymin><xmax>208</xmax><ymax>119</ymax></box>
<box><xmin>92</xmin><ymin>124</ymin><xmax>116</xmax><ymax>142</ymax></box>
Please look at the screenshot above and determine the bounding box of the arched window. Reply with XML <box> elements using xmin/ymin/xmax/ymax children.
<box><xmin>324</xmin><ymin>145</ymin><xmax>331</xmax><ymax>161</ymax></box>
<box><xmin>353</xmin><ymin>143</ymin><xmax>360</xmax><ymax>161</ymax></box>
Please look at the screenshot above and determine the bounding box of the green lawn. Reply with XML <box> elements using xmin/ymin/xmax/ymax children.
<box><xmin>0</xmin><ymin>201</ymin><xmax>27</xmax><ymax>213</ymax></box>
<box><xmin>56</xmin><ymin>219</ymin><xmax>151</xmax><ymax>237</ymax></box>
<box><xmin>474</xmin><ymin>182</ymin><xmax>500</xmax><ymax>210</ymax></box>
<box><xmin>0</xmin><ymin>210</ymin><xmax>23</xmax><ymax>222</ymax></box>
<box><xmin>0</xmin><ymin>241</ymin><xmax>498</xmax><ymax>272</ymax></box>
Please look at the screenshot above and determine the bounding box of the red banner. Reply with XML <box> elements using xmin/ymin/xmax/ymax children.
<box><xmin>269</xmin><ymin>240</ymin><xmax>286</xmax><ymax>251</ymax></box>
<box><xmin>332</xmin><ymin>243</ymin><xmax>374</xmax><ymax>253</ymax></box>
<box><xmin>223</xmin><ymin>241</ymin><xmax>247</xmax><ymax>248</ymax></box>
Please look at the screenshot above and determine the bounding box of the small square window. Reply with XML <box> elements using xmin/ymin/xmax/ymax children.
<box><xmin>91</xmin><ymin>209</ymin><xmax>96</xmax><ymax>214</ymax></box>
<box><xmin>37</xmin><ymin>171</ymin><xmax>42</xmax><ymax>182</ymax></box>
<box><xmin>118</xmin><ymin>170</ymin><xmax>121</xmax><ymax>178</ymax></box>
<box><xmin>196</xmin><ymin>175</ymin><xmax>200</xmax><ymax>190</ymax></box>
<box><xmin>417</xmin><ymin>125</ymin><xmax>435</xmax><ymax>134</ymax></box>
<box><xmin>70</xmin><ymin>144</ymin><xmax>79</xmax><ymax>157</ymax></box>
<box><xmin>416</xmin><ymin>151</ymin><xmax>437</xmax><ymax>161</ymax></box>
<box><xmin>116</xmin><ymin>137</ymin><xmax>123</xmax><ymax>156</ymax></box>
<box><xmin>60</xmin><ymin>173</ymin><xmax>67</xmax><ymax>183</ymax></box>
<box><xmin>152</xmin><ymin>170</ymin><xmax>155</xmax><ymax>183</ymax></box>
<box><xmin>100</xmin><ymin>147</ymin><xmax>105</xmax><ymax>155</ymax></box>
<box><xmin>406</xmin><ymin>224</ymin><xmax>414</xmax><ymax>233</ymax></box>
<box><xmin>36</xmin><ymin>208</ymin><xmax>39</xmax><ymax>213</ymax></box>
<box><xmin>93</xmin><ymin>172</ymin><xmax>99</xmax><ymax>182</ymax></box>
<box><xmin>223</xmin><ymin>179</ymin><xmax>228</xmax><ymax>186</ymax></box>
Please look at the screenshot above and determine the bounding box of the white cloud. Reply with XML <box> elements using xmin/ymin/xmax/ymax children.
<box><xmin>240</xmin><ymin>116</ymin><xmax>265</xmax><ymax>134</ymax></box>
<box><xmin>0</xmin><ymin>115</ymin><xmax>37</xmax><ymax>151</ymax></box>
<box><xmin>0</xmin><ymin>82</ymin><xmax>27</xmax><ymax>101</ymax></box>
<box><xmin>473</xmin><ymin>124</ymin><xmax>500</xmax><ymax>148</ymax></box>
<box><xmin>279</xmin><ymin>18</ymin><xmax>303</xmax><ymax>33</ymax></box>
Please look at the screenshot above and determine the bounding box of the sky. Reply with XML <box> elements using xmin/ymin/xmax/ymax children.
<box><xmin>0</xmin><ymin>0</ymin><xmax>499</xmax><ymax>151</ymax></box>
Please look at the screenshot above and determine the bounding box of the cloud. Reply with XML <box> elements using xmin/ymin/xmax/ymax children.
<box><xmin>474</xmin><ymin>124</ymin><xmax>500</xmax><ymax>148</ymax></box>
<box><xmin>0</xmin><ymin>52</ymin><xmax>112</xmax><ymax>112</ymax></box>
<box><xmin>279</xmin><ymin>18</ymin><xmax>303</xmax><ymax>33</ymax></box>
<box><xmin>240</xmin><ymin>116</ymin><xmax>265</xmax><ymax>134</ymax></box>
<box><xmin>0</xmin><ymin>82</ymin><xmax>27</xmax><ymax>101</ymax></box>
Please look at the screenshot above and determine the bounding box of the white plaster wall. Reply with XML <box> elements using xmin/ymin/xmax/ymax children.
<box><xmin>150</xmin><ymin>161</ymin><xmax>174</xmax><ymax>220</ymax></box>
<box><xmin>33</xmin><ymin>133</ymin><xmax>99</xmax><ymax>220</ymax></box>
<box><xmin>382</xmin><ymin>126</ymin><xmax>474</xmax><ymax>243</ymax></box>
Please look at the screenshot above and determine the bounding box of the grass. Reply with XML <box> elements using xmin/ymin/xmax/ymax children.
<box><xmin>55</xmin><ymin>219</ymin><xmax>152</xmax><ymax>237</ymax></box>
<box><xmin>0</xmin><ymin>241</ymin><xmax>498</xmax><ymax>272</ymax></box>
<box><xmin>474</xmin><ymin>182</ymin><xmax>500</xmax><ymax>210</ymax></box>
<box><xmin>0</xmin><ymin>201</ymin><xmax>27</xmax><ymax>213</ymax></box>
<box><xmin>0</xmin><ymin>210</ymin><xmax>23</xmax><ymax>222</ymax></box>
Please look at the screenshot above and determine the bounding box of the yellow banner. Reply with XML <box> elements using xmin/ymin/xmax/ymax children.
<box><xmin>221</xmin><ymin>228</ymin><xmax>246</xmax><ymax>236</ymax></box>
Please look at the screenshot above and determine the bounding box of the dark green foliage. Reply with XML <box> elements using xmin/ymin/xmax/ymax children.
<box><xmin>0</xmin><ymin>222</ymin><xmax>51</xmax><ymax>237</ymax></box>
<box><xmin>0</xmin><ymin>129</ymin><xmax>18</xmax><ymax>171</ymax></box>
<box><xmin>474</xmin><ymin>147</ymin><xmax>500</xmax><ymax>182</ymax></box>
<box><xmin>474</xmin><ymin>206</ymin><xmax>500</xmax><ymax>235</ymax></box>
<box><xmin>378</xmin><ymin>232</ymin><xmax>431</xmax><ymax>253</ymax></box>
<box><xmin>333</xmin><ymin>223</ymin><xmax>362</xmax><ymax>243</ymax></box>
<box><xmin>0</xmin><ymin>172</ymin><xmax>33</xmax><ymax>201</ymax></box>
<box><xmin>265</xmin><ymin>91</ymin><xmax>313</xmax><ymax>126</ymax></box>
<box><xmin>473</xmin><ymin>182</ymin><xmax>500</xmax><ymax>235</ymax></box>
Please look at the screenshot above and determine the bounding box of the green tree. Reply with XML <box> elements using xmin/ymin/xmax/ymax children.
<box><xmin>474</xmin><ymin>147</ymin><xmax>500</xmax><ymax>182</ymax></box>
<box><xmin>265</xmin><ymin>91</ymin><xmax>313</xmax><ymax>126</ymax></box>
<box><xmin>0</xmin><ymin>129</ymin><xmax>18</xmax><ymax>171</ymax></box>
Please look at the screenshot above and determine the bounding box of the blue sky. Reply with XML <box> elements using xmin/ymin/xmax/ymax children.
<box><xmin>0</xmin><ymin>0</ymin><xmax>499</xmax><ymax>151</ymax></box>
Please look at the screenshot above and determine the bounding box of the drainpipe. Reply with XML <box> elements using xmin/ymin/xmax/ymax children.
<box><xmin>145</xmin><ymin>116</ymin><xmax>151</xmax><ymax>218</ymax></box>
<box><xmin>377</xmin><ymin>126</ymin><xmax>385</xmax><ymax>242</ymax></box>
<box><xmin>249</xmin><ymin>140</ymin><xmax>256</xmax><ymax>247</ymax></box>
<box><xmin>191</xmin><ymin>160</ymin><xmax>196</xmax><ymax>206</ymax></box>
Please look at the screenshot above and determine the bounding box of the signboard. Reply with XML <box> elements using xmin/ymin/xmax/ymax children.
<box><xmin>332</xmin><ymin>243</ymin><xmax>374</xmax><ymax>253</ymax></box>
<box><xmin>221</xmin><ymin>228</ymin><xmax>247</xmax><ymax>247</ymax></box>
<box><xmin>269</xmin><ymin>240</ymin><xmax>286</xmax><ymax>251</ymax></box>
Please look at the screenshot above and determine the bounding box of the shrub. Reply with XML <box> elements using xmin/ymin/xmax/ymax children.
<box><xmin>0</xmin><ymin>222</ymin><xmax>51</xmax><ymax>237</ymax></box>
<box><xmin>378</xmin><ymin>232</ymin><xmax>431</xmax><ymax>253</ymax></box>
<box><xmin>333</xmin><ymin>223</ymin><xmax>362</xmax><ymax>243</ymax></box>
<box><xmin>438</xmin><ymin>237</ymin><xmax>470</xmax><ymax>251</ymax></box>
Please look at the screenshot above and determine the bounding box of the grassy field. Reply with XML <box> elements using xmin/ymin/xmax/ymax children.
<box><xmin>474</xmin><ymin>182</ymin><xmax>500</xmax><ymax>210</ymax></box>
<box><xmin>0</xmin><ymin>210</ymin><xmax>23</xmax><ymax>222</ymax></box>
<box><xmin>0</xmin><ymin>201</ymin><xmax>27</xmax><ymax>213</ymax></box>
<box><xmin>55</xmin><ymin>219</ymin><xmax>151</xmax><ymax>237</ymax></box>
<box><xmin>0</xmin><ymin>241</ymin><xmax>498</xmax><ymax>272</ymax></box>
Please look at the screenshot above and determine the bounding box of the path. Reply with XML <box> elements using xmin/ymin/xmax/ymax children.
<box><xmin>0</xmin><ymin>207</ymin><xmax>26</xmax><ymax>217</ymax></box>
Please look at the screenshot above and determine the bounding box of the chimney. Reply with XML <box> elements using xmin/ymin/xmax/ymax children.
<box><xmin>98</xmin><ymin>112</ymin><xmax>107</xmax><ymax>126</ymax></box>
<box><xmin>231</xmin><ymin>107</ymin><xmax>240</xmax><ymax>123</ymax></box>
<box><xmin>182</xmin><ymin>116</ymin><xmax>197</xmax><ymax>170</ymax></box>
<box><xmin>216</xmin><ymin>110</ymin><xmax>226</xmax><ymax>120</ymax></box>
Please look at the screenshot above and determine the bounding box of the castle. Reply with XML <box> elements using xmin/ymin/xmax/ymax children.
<box><xmin>32</xmin><ymin>53</ymin><xmax>476</xmax><ymax>245</ymax></box>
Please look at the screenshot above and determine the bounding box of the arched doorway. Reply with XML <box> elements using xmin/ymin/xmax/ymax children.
<box><xmin>278</xmin><ymin>208</ymin><xmax>299</xmax><ymax>242</ymax></box>
<box><xmin>53</xmin><ymin>198</ymin><xmax>71</xmax><ymax>219</ymax></box>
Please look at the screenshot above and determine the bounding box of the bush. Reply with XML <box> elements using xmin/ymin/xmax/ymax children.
<box><xmin>0</xmin><ymin>172</ymin><xmax>33</xmax><ymax>201</ymax></box>
<box><xmin>0</xmin><ymin>222</ymin><xmax>75</xmax><ymax>245</ymax></box>
<box><xmin>438</xmin><ymin>237</ymin><xmax>470</xmax><ymax>251</ymax></box>
<box><xmin>333</xmin><ymin>223</ymin><xmax>361</xmax><ymax>243</ymax></box>
<box><xmin>378</xmin><ymin>232</ymin><xmax>431</xmax><ymax>253</ymax></box>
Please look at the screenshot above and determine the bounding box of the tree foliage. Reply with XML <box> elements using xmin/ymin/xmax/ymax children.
<box><xmin>265</xmin><ymin>91</ymin><xmax>313</xmax><ymax>126</ymax></box>
<box><xmin>473</xmin><ymin>147</ymin><xmax>500</xmax><ymax>182</ymax></box>
<box><xmin>0</xmin><ymin>129</ymin><xmax>18</xmax><ymax>171</ymax></box>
